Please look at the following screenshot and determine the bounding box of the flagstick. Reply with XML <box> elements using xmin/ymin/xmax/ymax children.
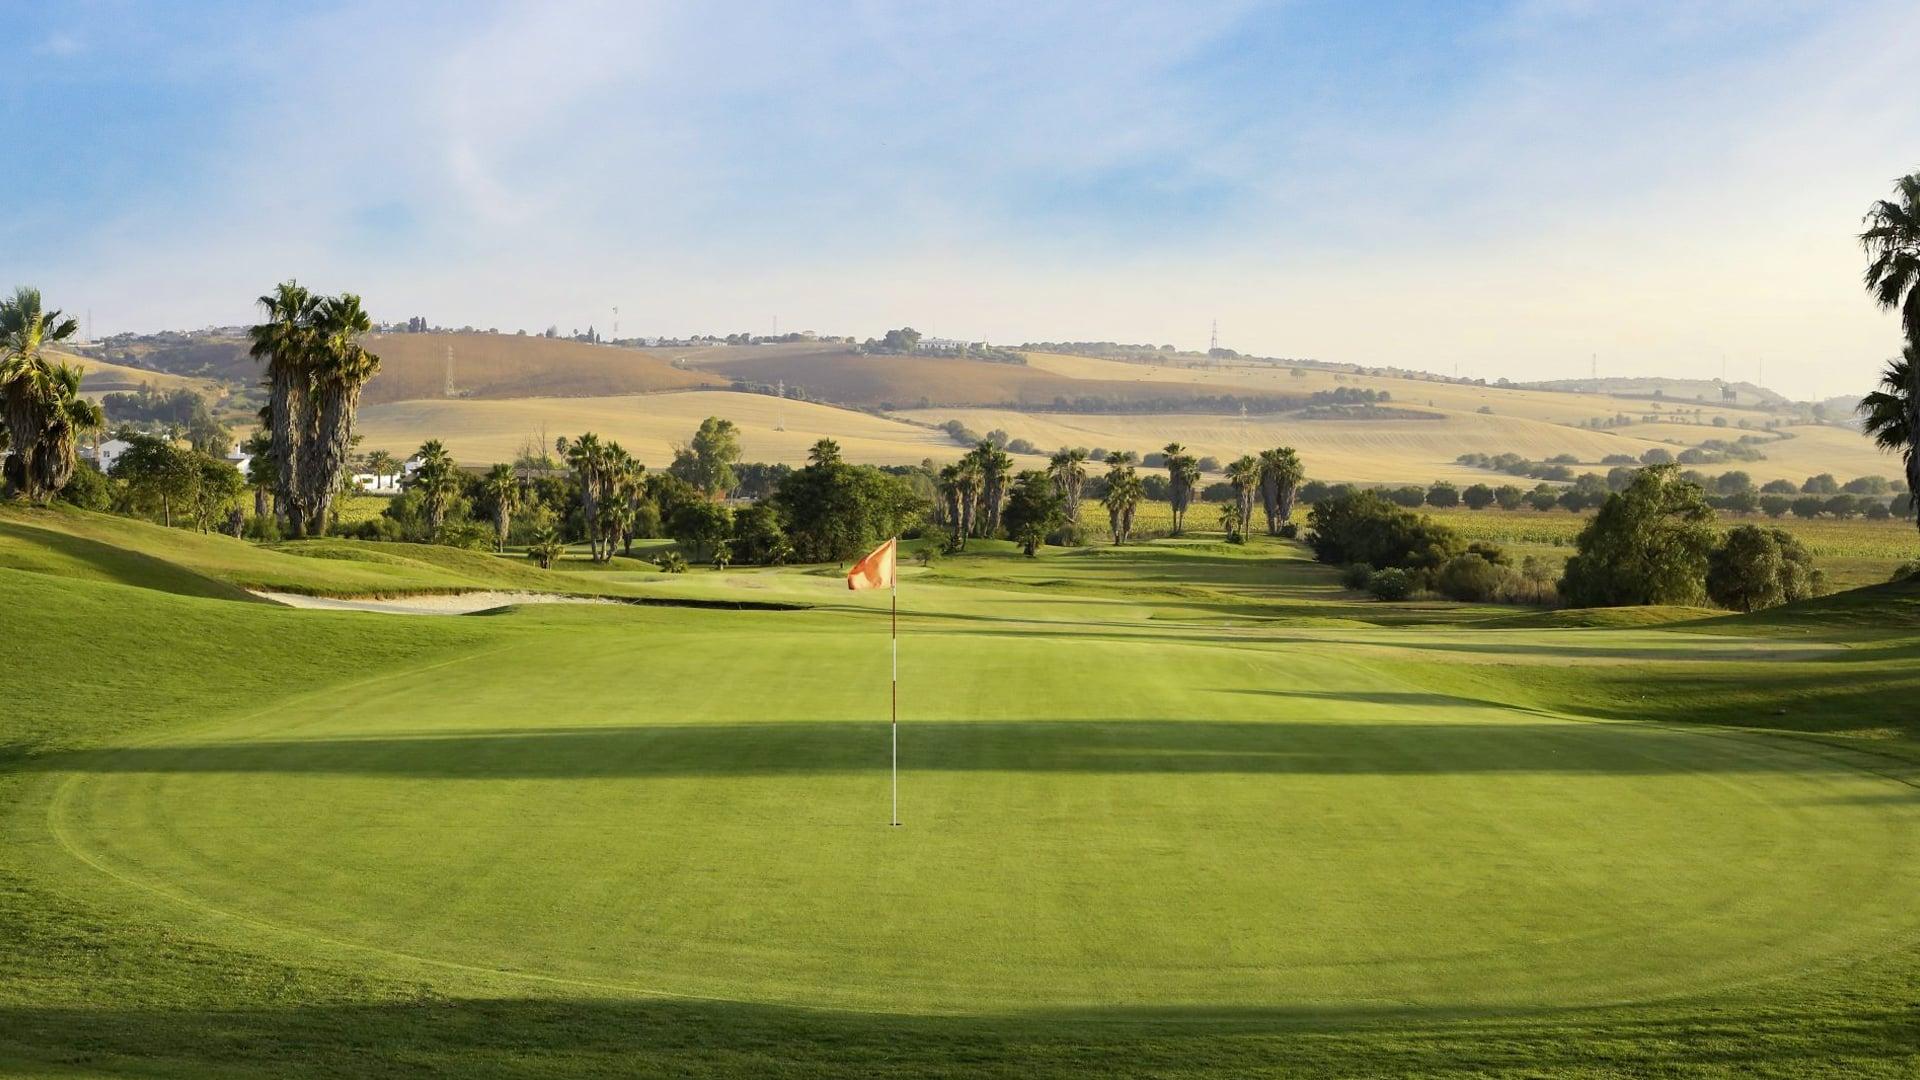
<box><xmin>890</xmin><ymin>557</ymin><xmax>899</xmax><ymax>827</ymax></box>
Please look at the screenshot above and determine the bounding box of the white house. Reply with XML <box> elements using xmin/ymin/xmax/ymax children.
<box><xmin>351</xmin><ymin>472</ymin><xmax>403</xmax><ymax>494</ymax></box>
<box><xmin>85</xmin><ymin>438</ymin><xmax>134</xmax><ymax>474</ymax></box>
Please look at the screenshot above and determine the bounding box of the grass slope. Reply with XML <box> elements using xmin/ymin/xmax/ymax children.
<box><xmin>0</xmin><ymin>505</ymin><xmax>633</xmax><ymax>599</ymax></box>
<box><xmin>3</xmin><ymin>524</ymin><xmax>1919</xmax><ymax>1076</ymax></box>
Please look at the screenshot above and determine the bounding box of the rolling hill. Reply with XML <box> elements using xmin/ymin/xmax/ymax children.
<box><xmin>77</xmin><ymin>332</ymin><xmax>1903</xmax><ymax>487</ymax></box>
<box><xmin>353</xmin><ymin>390</ymin><xmax>1010</xmax><ymax>468</ymax></box>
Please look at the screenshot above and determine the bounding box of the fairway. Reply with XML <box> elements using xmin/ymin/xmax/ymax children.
<box><xmin>8</xmin><ymin>524</ymin><xmax>1920</xmax><ymax>1076</ymax></box>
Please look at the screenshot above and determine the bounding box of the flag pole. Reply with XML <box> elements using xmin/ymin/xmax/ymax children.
<box><xmin>890</xmin><ymin>545</ymin><xmax>899</xmax><ymax>827</ymax></box>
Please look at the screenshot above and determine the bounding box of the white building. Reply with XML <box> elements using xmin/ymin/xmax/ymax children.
<box><xmin>85</xmin><ymin>439</ymin><xmax>134</xmax><ymax>474</ymax></box>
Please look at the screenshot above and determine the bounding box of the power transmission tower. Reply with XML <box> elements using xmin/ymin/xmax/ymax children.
<box><xmin>445</xmin><ymin>346</ymin><xmax>456</xmax><ymax>397</ymax></box>
<box><xmin>612</xmin><ymin>306</ymin><xmax>619</xmax><ymax>339</ymax></box>
<box><xmin>1209</xmin><ymin>319</ymin><xmax>1218</xmax><ymax>352</ymax></box>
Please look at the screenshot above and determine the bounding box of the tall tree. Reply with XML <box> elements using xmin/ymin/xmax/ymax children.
<box><xmin>1859</xmin><ymin>170</ymin><xmax>1920</xmax><ymax>529</ymax></box>
<box><xmin>937</xmin><ymin>463</ymin><xmax>965</xmax><ymax>548</ymax></box>
<box><xmin>1258</xmin><ymin>447</ymin><xmax>1306</xmax><ymax>534</ymax></box>
<box><xmin>408</xmin><ymin>439</ymin><xmax>461</xmax><ymax>536</ymax></box>
<box><xmin>559</xmin><ymin>433</ymin><xmax>605</xmax><ymax>556</ymax></box>
<box><xmin>671</xmin><ymin>416</ymin><xmax>741</xmax><ymax>497</ymax></box>
<box><xmin>1860</xmin><ymin>344</ymin><xmax>1920</xmax><ymax>533</ymax></box>
<box><xmin>1226</xmin><ymin>455</ymin><xmax>1260</xmax><ymax>540</ymax></box>
<box><xmin>1100</xmin><ymin>451</ymin><xmax>1141</xmax><ymax>545</ymax></box>
<box><xmin>247</xmin><ymin>281</ymin><xmax>320</xmax><ymax>534</ymax></box>
<box><xmin>1047</xmin><ymin>447</ymin><xmax>1089</xmax><ymax>525</ymax></box>
<box><xmin>302</xmin><ymin>293</ymin><xmax>380</xmax><ymax>535</ymax></box>
<box><xmin>969</xmin><ymin>441</ymin><xmax>1012</xmax><ymax>538</ymax></box>
<box><xmin>482</xmin><ymin>462</ymin><xmax>519</xmax><ymax>551</ymax></box>
<box><xmin>808</xmin><ymin>438</ymin><xmax>842</xmax><ymax>467</ymax></box>
<box><xmin>0</xmin><ymin>287</ymin><xmax>84</xmax><ymax>500</ymax></box>
<box><xmin>1861</xmin><ymin>172</ymin><xmax>1920</xmax><ymax>348</ymax></box>
<box><xmin>1162</xmin><ymin>442</ymin><xmax>1199</xmax><ymax>535</ymax></box>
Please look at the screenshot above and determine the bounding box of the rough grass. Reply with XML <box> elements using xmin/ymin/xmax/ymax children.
<box><xmin>4</xmin><ymin>515</ymin><xmax>1920</xmax><ymax>1075</ymax></box>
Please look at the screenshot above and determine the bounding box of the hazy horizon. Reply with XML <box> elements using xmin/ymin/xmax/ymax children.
<box><xmin>8</xmin><ymin>1</ymin><xmax>1920</xmax><ymax>400</ymax></box>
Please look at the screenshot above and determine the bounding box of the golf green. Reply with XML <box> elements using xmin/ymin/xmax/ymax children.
<box><xmin>33</xmin><ymin>601</ymin><xmax>1920</xmax><ymax>1015</ymax></box>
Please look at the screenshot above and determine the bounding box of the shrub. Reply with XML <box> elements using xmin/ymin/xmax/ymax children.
<box><xmin>1277</xmin><ymin>522</ymin><xmax>1298</xmax><ymax>539</ymax></box>
<box><xmin>1366</xmin><ymin>567</ymin><xmax>1415</xmax><ymax>601</ymax></box>
<box><xmin>1340</xmin><ymin>563</ymin><xmax>1375</xmax><ymax>590</ymax></box>
<box><xmin>1461</xmin><ymin>483</ymin><xmax>1495</xmax><ymax>510</ymax></box>
<box><xmin>1306</xmin><ymin>490</ymin><xmax>1463</xmax><ymax>572</ymax></box>
<box><xmin>1435</xmin><ymin>553</ymin><xmax>1504</xmax><ymax>602</ymax></box>
<box><xmin>1706</xmin><ymin>525</ymin><xmax>1822</xmax><ymax>612</ymax></box>
<box><xmin>1891</xmin><ymin>560</ymin><xmax>1920</xmax><ymax>583</ymax></box>
<box><xmin>653</xmin><ymin>551</ymin><xmax>688</xmax><ymax>573</ymax></box>
<box><xmin>1425</xmin><ymin>482</ymin><xmax>1460</xmax><ymax>508</ymax></box>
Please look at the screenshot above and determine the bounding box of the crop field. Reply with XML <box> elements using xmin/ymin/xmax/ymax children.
<box><xmin>894</xmin><ymin>406</ymin><xmax>1681</xmax><ymax>485</ymax></box>
<box><xmin>5</xmin><ymin>505</ymin><xmax>1920</xmax><ymax>1077</ymax></box>
<box><xmin>353</xmin><ymin>390</ymin><xmax>1026</xmax><ymax>469</ymax></box>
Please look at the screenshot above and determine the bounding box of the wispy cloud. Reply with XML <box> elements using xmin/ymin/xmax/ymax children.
<box><xmin>9</xmin><ymin>1</ymin><xmax>1919</xmax><ymax>398</ymax></box>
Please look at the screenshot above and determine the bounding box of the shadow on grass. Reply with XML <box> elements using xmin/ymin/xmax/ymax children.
<box><xmin>0</xmin><ymin>521</ymin><xmax>257</xmax><ymax>603</ymax></box>
<box><xmin>2</xmin><ymin>993</ymin><xmax>1915</xmax><ymax>1079</ymax></box>
<box><xmin>21</xmin><ymin>716</ymin><xmax>1900</xmax><ymax>781</ymax></box>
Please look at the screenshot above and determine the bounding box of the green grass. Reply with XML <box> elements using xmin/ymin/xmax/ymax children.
<box><xmin>4</xmin><ymin>509</ymin><xmax>1919</xmax><ymax>1076</ymax></box>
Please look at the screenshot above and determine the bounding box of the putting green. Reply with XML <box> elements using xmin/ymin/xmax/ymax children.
<box><xmin>36</xmin><ymin>603</ymin><xmax>1920</xmax><ymax>1014</ymax></box>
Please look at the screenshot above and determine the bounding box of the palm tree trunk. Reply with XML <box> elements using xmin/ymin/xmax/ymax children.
<box><xmin>269</xmin><ymin>365</ymin><xmax>307</xmax><ymax>537</ymax></box>
<box><xmin>304</xmin><ymin>384</ymin><xmax>359</xmax><ymax>537</ymax></box>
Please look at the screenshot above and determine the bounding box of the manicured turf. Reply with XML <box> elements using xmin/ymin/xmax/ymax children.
<box><xmin>4</xmin><ymin>514</ymin><xmax>1919</xmax><ymax>1076</ymax></box>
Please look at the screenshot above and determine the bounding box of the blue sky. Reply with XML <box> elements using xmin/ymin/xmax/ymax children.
<box><xmin>4</xmin><ymin>0</ymin><xmax>1918</xmax><ymax>398</ymax></box>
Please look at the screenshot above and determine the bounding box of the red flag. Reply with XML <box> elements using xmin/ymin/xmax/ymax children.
<box><xmin>847</xmin><ymin>537</ymin><xmax>897</xmax><ymax>591</ymax></box>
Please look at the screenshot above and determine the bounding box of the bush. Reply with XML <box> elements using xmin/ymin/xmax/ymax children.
<box><xmin>1891</xmin><ymin>560</ymin><xmax>1920</xmax><ymax>583</ymax></box>
<box><xmin>1461</xmin><ymin>483</ymin><xmax>1495</xmax><ymax>510</ymax></box>
<box><xmin>1706</xmin><ymin>525</ymin><xmax>1822</xmax><ymax>612</ymax></box>
<box><xmin>1425</xmin><ymin>482</ymin><xmax>1460</xmax><ymax>508</ymax></box>
<box><xmin>56</xmin><ymin>460</ymin><xmax>113</xmax><ymax>511</ymax></box>
<box><xmin>1277</xmin><ymin>522</ymin><xmax>1298</xmax><ymax>539</ymax></box>
<box><xmin>1366</xmin><ymin>567</ymin><xmax>1415</xmax><ymax>601</ymax></box>
<box><xmin>1306</xmin><ymin>490</ymin><xmax>1463</xmax><ymax>572</ymax></box>
<box><xmin>1435</xmin><ymin>553</ymin><xmax>1503</xmax><ymax>602</ymax></box>
<box><xmin>1340</xmin><ymin>563</ymin><xmax>1374</xmax><ymax>590</ymax></box>
<box><xmin>653</xmin><ymin>551</ymin><xmax>688</xmax><ymax>573</ymax></box>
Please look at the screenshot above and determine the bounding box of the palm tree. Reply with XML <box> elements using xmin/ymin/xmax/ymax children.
<box><xmin>366</xmin><ymin>449</ymin><xmax>399</xmax><ymax>480</ymax></box>
<box><xmin>937</xmin><ymin>463</ymin><xmax>965</xmax><ymax>547</ymax></box>
<box><xmin>1862</xmin><ymin>172</ymin><xmax>1920</xmax><ymax>348</ymax></box>
<box><xmin>1162</xmin><ymin>442</ymin><xmax>1199</xmax><ymax>535</ymax></box>
<box><xmin>970</xmin><ymin>441</ymin><xmax>1012</xmax><ymax>538</ymax></box>
<box><xmin>1860</xmin><ymin>344</ymin><xmax>1920</xmax><ymax>534</ymax></box>
<box><xmin>1226</xmin><ymin>455</ymin><xmax>1260</xmax><ymax>540</ymax></box>
<box><xmin>1258</xmin><ymin>447</ymin><xmax>1306</xmax><ymax>534</ymax></box>
<box><xmin>1048</xmin><ymin>448</ymin><xmax>1089</xmax><ymax>524</ymax></box>
<box><xmin>242</xmin><ymin>431</ymin><xmax>276</xmax><ymax>519</ymax></box>
<box><xmin>408</xmin><ymin>439</ymin><xmax>460</xmax><ymax>536</ymax></box>
<box><xmin>482</xmin><ymin>463</ymin><xmax>518</xmax><ymax>551</ymax></box>
<box><xmin>302</xmin><ymin>293</ymin><xmax>380</xmax><ymax>535</ymax></box>
<box><xmin>0</xmin><ymin>287</ymin><xmax>82</xmax><ymax>501</ymax></box>
<box><xmin>596</xmin><ymin>443</ymin><xmax>642</xmax><ymax>561</ymax></box>
<box><xmin>31</xmin><ymin>363</ymin><xmax>103</xmax><ymax>497</ymax></box>
<box><xmin>248</xmin><ymin>281</ymin><xmax>319</xmax><ymax>534</ymax></box>
<box><xmin>559</xmin><ymin>433</ymin><xmax>605</xmax><ymax>557</ymax></box>
<box><xmin>953</xmin><ymin>457</ymin><xmax>982</xmax><ymax>545</ymax></box>
<box><xmin>526</xmin><ymin>525</ymin><xmax>566</xmax><ymax>569</ymax></box>
<box><xmin>809</xmin><ymin>438</ymin><xmax>842</xmax><ymax>466</ymax></box>
<box><xmin>1101</xmin><ymin>451</ymin><xmax>1141</xmax><ymax>545</ymax></box>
